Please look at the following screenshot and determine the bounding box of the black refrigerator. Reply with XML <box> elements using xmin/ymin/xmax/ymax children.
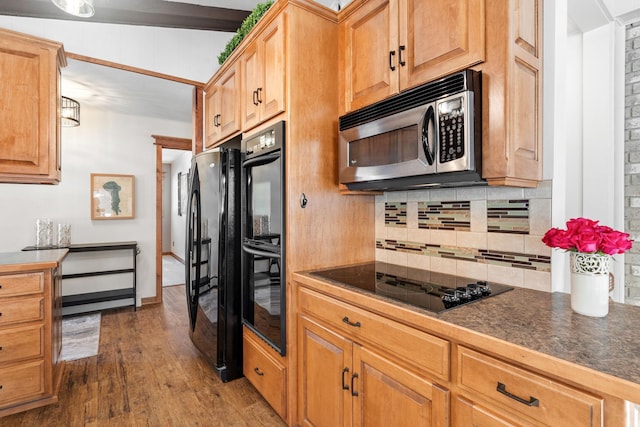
<box><xmin>185</xmin><ymin>146</ymin><xmax>242</xmax><ymax>382</ymax></box>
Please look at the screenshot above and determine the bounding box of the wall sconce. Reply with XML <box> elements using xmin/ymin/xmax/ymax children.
<box><xmin>51</xmin><ymin>0</ymin><xmax>95</xmax><ymax>18</ymax></box>
<box><xmin>61</xmin><ymin>96</ymin><xmax>80</xmax><ymax>127</ymax></box>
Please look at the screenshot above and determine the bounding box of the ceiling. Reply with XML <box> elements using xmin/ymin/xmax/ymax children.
<box><xmin>0</xmin><ymin>0</ymin><xmax>264</xmax><ymax>163</ymax></box>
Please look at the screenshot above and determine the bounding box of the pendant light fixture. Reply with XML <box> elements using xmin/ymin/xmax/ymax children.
<box><xmin>61</xmin><ymin>96</ymin><xmax>80</xmax><ymax>127</ymax></box>
<box><xmin>51</xmin><ymin>0</ymin><xmax>95</xmax><ymax>18</ymax></box>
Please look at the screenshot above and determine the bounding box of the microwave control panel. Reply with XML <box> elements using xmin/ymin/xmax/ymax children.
<box><xmin>438</xmin><ymin>96</ymin><xmax>465</xmax><ymax>164</ymax></box>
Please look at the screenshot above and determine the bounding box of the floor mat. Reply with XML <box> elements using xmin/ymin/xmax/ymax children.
<box><xmin>60</xmin><ymin>313</ymin><xmax>101</xmax><ymax>361</ymax></box>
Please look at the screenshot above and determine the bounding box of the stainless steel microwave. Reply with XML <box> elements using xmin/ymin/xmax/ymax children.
<box><xmin>339</xmin><ymin>70</ymin><xmax>483</xmax><ymax>191</ymax></box>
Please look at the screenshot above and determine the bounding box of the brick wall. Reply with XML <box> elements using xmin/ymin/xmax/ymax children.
<box><xmin>625</xmin><ymin>22</ymin><xmax>640</xmax><ymax>306</ymax></box>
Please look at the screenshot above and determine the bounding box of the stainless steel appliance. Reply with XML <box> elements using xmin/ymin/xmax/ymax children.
<box><xmin>310</xmin><ymin>262</ymin><xmax>512</xmax><ymax>313</ymax></box>
<box><xmin>241</xmin><ymin>121</ymin><xmax>286</xmax><ymax>355</ymax></box>
<box><xmin>339</xmin><ymin>69</ymin><xmax>482</xmax><ymax>191</ymax></box>
<box><xmin>185</xmin><ymin>145</ymin><xmax>243</xmax><ymax>382</ymax></box>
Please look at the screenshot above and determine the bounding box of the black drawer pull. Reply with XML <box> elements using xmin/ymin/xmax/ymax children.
<box><xmin>351</xmin><ymin>372</ymin><xmax>359</xmax><ymax>397</ymax></box>
<box><xmin>497</xmin><ymin>382</ymin><xmax>539</xmax><ymax>407</ymax></box>
<box><xmin>342</xmin><ymin>316</ymin><xmax>361</xmax><ymax>328</ymax></box>
<box><xmin>254</xmin><ymin>367</ymin><xmax>264</xmax><ymax>376</ymax></box>
<box><xmin>341</xmin><ymin>367</ymin><xmax>350</xmax><ymax>390</ymax></box>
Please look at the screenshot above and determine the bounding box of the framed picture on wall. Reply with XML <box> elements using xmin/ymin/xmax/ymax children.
<box><xmin>91</xmin><ymin>173</ymin><xmax>135</xmax><ymax>220</ymax></box>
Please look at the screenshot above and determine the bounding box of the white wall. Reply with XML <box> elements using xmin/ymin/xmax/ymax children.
<box><xmin>0</xmin><ymin>15</ymin><xmax>230</xmax><ymax>82</ymax></box>
<box><xmin>546</xmin><ymin>0</ymin><xmax>628</xmax><ymax>300</ymax></box>
<box><xmin>162</xmin><ymin>163</ymin><xmax>172</xmax><ymax>253</ymax></box>
<box><xmin>171</xmin><ymin>151</ymin><xmax>192</xmax><ymax>261</ymax></box>
<box><xmin>0</xmin><ymin>105</ymin><xmax>191</xmax><ymax>305</ymax></box>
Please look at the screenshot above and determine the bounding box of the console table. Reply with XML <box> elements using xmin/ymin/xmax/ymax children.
<box><xmin>23</xmin><ymin>241</ymin><xmax>138</xmax><ymax>315</ymax></box>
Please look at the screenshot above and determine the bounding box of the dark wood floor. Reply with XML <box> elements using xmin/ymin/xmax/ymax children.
<box><xmin>2</xmin><ymin>285</ymin><xmax>287</xmax><ymax>426</ymax></box>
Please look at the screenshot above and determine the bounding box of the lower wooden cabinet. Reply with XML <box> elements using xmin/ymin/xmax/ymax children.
<box><xmin>455</xmin><ymin>346</ymin><xmax>604</xmax><ymax>427</ymax></box>
<box><xmin>298</xmin><ymin>314</ymin><xmax>449</xmax><ymax>427</ymax></box>
<box><xmin>243</xmin><ymin>326</ymin><xmax>287</xmax><ymax>420</ymax></box>
<box><xmin>0</xmin><ymin>264</ymin><xmax>64</xmax><ymax>417</ymax></box>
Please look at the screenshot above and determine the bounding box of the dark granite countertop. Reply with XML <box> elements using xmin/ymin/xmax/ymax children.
<box><xmin>438</xmin><ymin>287</ymin><xmax>640</xmax><ymax>386</ymax></box>
<box><xmin>294</xmin><ymin>264</ymin><xmax>640</xmax><ymax>400</ymax></box>
<box><xmin>0</xmin><ymin>249</ymin><xmax>68</xmax><ymax>273</ymax></box>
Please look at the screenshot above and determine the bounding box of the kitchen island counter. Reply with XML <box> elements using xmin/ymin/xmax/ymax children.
<box><xmin>294</xmin><ymin>267</ymin><xmax>640</xmax><ymax>406</ymax></box>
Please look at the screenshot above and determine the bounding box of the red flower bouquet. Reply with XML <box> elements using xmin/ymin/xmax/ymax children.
<box><xmin>542</xmin><ymin>217</ymin><xmax>633</xmax><ymax>255</ymax></box>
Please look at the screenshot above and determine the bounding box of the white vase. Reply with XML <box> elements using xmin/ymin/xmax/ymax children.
<box><xmin>570</xmin><ymin>252</ymin><xmax>612</xmax><ymax>317</ymax></box>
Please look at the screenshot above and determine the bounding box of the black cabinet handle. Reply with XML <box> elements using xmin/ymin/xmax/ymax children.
<box><xmin>256</xmin><ymin>87</ymin><xmax>263</xmax><ymax>104</ymax></box>
<box><xmin>496</xmin><ymin>382</ymin><xmax>539</xmax><ymax>407</ymax></box>
<box><xmin>399</xmin><ymin>45</ymin><xmax>406</xmax><ymax>66</ymax></box>
<box><xmin>351</xmin><ymin>373</ymin><xmax>359</xmax><ymax>396</ymax></box>
<box><xmin>252</xmin><ymin>90</ymin><xmax>259</xmax><ymax>106</ymax></box>
<box><xmin>254</xmin><ymin>367</ymin><xmax>265</xmax><ymax>376</ymax></box>
<box><xmin>389</xmin><ymin>50</ymin><xmax>396</xmax><ymax>71</ymax></box>
<box><xmin>342</xmin><ymin>367</ymin><xmax>350</xmax><ymax>390</ymax></box>
<box><xmin>342</xmin><ymin>316</ymin><xmax>361</xmax><ymax>328</ymax></box>
<box><xmin>216</xmin><ymin>114</ymin><xmax>221</xmax><ymax>127</ymax></box>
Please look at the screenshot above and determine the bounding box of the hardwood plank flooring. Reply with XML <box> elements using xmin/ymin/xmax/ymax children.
<box><xmin>2</xmin><ymin>285</ymin><xmax>287</xmax><ymax>426</ymax></box>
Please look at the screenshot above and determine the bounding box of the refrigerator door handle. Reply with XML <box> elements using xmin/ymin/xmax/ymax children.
<box><xmin>242</xmin><ymin>244</ymin><xmax>281</xmax><ymax>259</ymax></box>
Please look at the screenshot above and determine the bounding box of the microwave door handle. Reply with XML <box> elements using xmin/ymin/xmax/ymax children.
<box><xmin>422</xmin><ymin>105</ymin><xmax>436</xmax><ymax>165</ymax></box>
<box><xmin>242</xmin><ymin>152</ymin><xmax>280</xmax><ymax>169</ymax></box>
<box><xmin>242</xmin><ymin>244</ymin><xmax>282</xmax><ymax>260</ymax></box>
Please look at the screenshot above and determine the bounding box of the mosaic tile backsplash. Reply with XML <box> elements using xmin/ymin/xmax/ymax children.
<box><xmin>376</xmin><ymin>181</ymin><xmax>552</xmax><ymax>291</ymax></box>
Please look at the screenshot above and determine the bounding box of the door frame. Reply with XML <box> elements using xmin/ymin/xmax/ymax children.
<box><xmin>149</xmin><ymin>127</ymin><xmax>201</xmax><ymax>305</ymax></box>
<box><xmin>147</xmin><ymin>87</ymin><xmax>203</xmax><ymax>304</ymax></box>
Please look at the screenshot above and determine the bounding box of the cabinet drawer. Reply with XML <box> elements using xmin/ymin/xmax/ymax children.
<box><xmin>457</xmin><ymin>346</ymin><xmax>603</xmax><ymax>427</ymax></box>
<box><xmin>0</xmin><ymin>325</ymin><xmax>43</xmax><ymax>364</ymax></box>
<box><xmin>0</xmin><ymin>272</ymin><xmax>44</xmax><ymax>297</ymax></box>
<box><xmin>243</xmin><ymin>328</ymin><xmax>286</xmax><ymax>420</ymax></box>
<box><xmin>0</xmin><ymin>297</ymin><xmax>44</xmax><ymax>326</ymax></box>
<box><xmin>298</xmin><ymin>287</ymin><xmax>449</xmax><ymax>381</ymax></box>
<box><xmin>0</xmin><ymin>360</ymin><xmax>44</xmax><ymax>406</ymax></box>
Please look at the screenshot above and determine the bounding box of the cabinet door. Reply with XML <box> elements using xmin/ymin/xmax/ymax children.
<box><xmin>242</xmin><ymin>14</ymin><xmax>286</xmax><ymax>131</ymax></box>
<box><xmin>398</xmin><ymin>0</ymin><xmax>485</xmax><ymax>90</ymax></box>
<box><xmin>218</xmin><ymin>62</ymin><xmax>241</xmax><ymax>141</ymax></box>
<box><xmin>341</xmin><ymin>0</ymin><xmax>399</xmax><ymax>113</ymax></box>
<box><xmin>0</xmin><ymin>34</ymin><xmax>61</xmax><ymax>183</ymax></box>
<box><xmin>242</xmin><ymin>41</ymin><xmax>261</xmax><ymax>130</ymax></box>
<box><xmin>298</xmin><ymin>316</ymin><xmax>352</xmax><ymax>427</ymax></box>
<box><xmin>204</xmin><ymin>83</ymin><xmax>220</xmax><ymax>148</ymax></box>
<box><xmin>259</xmin><ymin>13</ymin><xmax>286</xmax><ymax>124</ymax></box>
<box><xmin>352</xmin><ymin>345</ymin><xmax>449</xmax><ymax>427</ymax></box>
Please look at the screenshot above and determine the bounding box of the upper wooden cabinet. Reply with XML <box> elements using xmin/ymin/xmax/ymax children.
<box><xmin>339</xmin><ymin>0</ymin><xmax>542</xmax><ymax>187</ymax></box>
<box><xmin>339</xmin><ymin>0</ymin><xmax>485</xmax><ymax>114</ymax></box>
<box><xmin>204</xmin><ymin>61</ymin><xmax>241</xmax><ymax>148</ymax></box>
<box><xmin>241</xmin><ymin>14</ymin><xmax>287</xmax><ymax>132</ymax></box>
<box><xmin>0</xmin><ymin>28</ymin><xmax>66</xmax><ymax>184</ymax></box>
<box><xmin>480</xmin><ymin>0</ymin><xmax>542</xmax><ymax>187</ymax></box>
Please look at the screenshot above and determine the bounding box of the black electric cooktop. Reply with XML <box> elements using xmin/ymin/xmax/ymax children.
<box><xmin>310</xmin><ymin>262</ymin><xmax>513</xmax><ymax>313</ymax></box>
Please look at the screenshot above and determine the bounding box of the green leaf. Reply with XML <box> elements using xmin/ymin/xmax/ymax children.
<box><xmin>218</xmin><ymin>1</ymin><xmax>274</xmax><ymax>65</ymax></box>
